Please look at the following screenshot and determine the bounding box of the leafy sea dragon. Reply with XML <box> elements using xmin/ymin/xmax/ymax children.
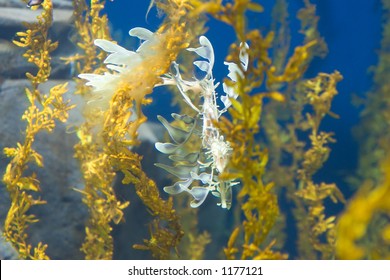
<box><xmin>79</xmin><ymin>27</ymin><xmax>248</xmax><ymax>209</ymax></box>
<box><xmin>155</xmin><ymin>36</ymin><xmax>249</xmax><ymax>209</ymax></box>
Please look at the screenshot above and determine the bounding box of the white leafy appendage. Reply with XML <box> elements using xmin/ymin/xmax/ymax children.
<box><xmin>79</xmin><ymin>28</ymin><xmax>158</xmax><ymax>110</ymax></box>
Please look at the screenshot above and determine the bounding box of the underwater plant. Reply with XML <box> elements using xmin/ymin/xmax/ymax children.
<box><xmin>257</xmin><ymin>0</ymin><xmax>345</xmax><ymax>260</ymax></box>
<box><xmin>2</xmin><ymin>0</ymin><xmax>73</xmax><ymax>259</ymax></box>
<box><xmin>75</xmin><ymin>0</ymin><xmax>206</xmax><ymax>259</ymax></box>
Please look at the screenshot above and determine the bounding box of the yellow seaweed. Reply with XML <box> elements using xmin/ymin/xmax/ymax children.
<box><xmin>336</xmin><ymin>155</ymin><xmax>390</xmax><ymax>259</ymax></box>
<box><xmin>2</xmin><ymin>0</ymin><xmax>74</xmax><ymax>259</ymax></box>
